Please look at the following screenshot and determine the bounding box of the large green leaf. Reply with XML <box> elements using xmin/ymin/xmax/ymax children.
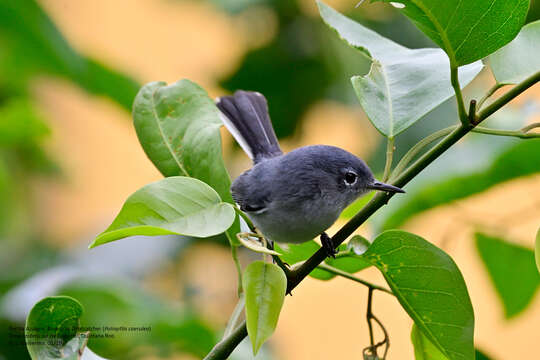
<box><xmin>26</xmin><ymin>296</ymin><xmax>82</xmax><ymax>359</ymax></box>
<box><xmin>318</xmin><ymin>1</ymin><xmax>482</xmax><ymax>138</ymax></box>
<box><xmin>411</xmin><ymin>324</ymin><xmax>449</xmax><ymax>360</ymax></box>
<box><xmin>243</xmin><ymin>261</ymin><xmax>287</xmax><ymax>355</ymax></box>
<box><xmin>475</xmin><ymin>233</ymin><xmax>540</xmax><ymax>318</ymax></box>
<box><xmin>276</xmin><ymin>239</ymin><xmax>371</xmax><ymax>280</ymax></box>
<box><xmin>489</xmin><ymin>20</ymin><xmax>540</xmax><ymax>85</ymax></box>
<box><xmin>90</xmin><ymin>177</ymin><xmax>235</xmax><ymax>248</ymax></box>
<box><xmin>383</xmin><ymin>139</ymin><xmax>540</xmax><ymax>229</ymax></box>
<box><xmin>363</xmin><ymin>230</ymin><xmax>474</xmax><ymax>360</ymax></box>
<box><xmin>373</xmin><ymin>0</ymin><xmax>530</xmax><ymax>66</ymax></box>
<box><xmin>132</xmin><ymin>79</ymin><xmax>239</xmax><ymax>244</ymax></box>
<box><xmin>25</xmin><ymin>296</ymin><xmax>106</xmax><ymax>360</ymax></box>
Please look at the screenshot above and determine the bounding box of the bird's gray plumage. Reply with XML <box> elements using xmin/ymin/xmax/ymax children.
<box><xmin>216</xmin><ymin>90</ymin><xmax>404</xmax><ymax>246</ymax></box>
<box><xmin>231</xmin><ymin>145</ymin><xmax>375</xmax><ymax>243</ymax></box>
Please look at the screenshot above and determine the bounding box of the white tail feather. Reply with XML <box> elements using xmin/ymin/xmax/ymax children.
<box><xmin>216</xmin><ymin>101</ymin><xmax>254</xmax><ymax>159</ymax></box>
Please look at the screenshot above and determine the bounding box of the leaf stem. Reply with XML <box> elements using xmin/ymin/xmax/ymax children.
<box><xmin>471</xmin><ymin>127</ymin><xmax>540</xmax><ymax>139</ymax></box>
<box><xmin>382</xmin><ymin>137</ymin><xmax>395</xmax><ymax>182</ymax></box>
<box><xmin>234</xmin><ymin>207</ymin><xmax>255</xmax><ymax>231</ymax></box>
<box><xmin>316</xmin><ymin>263</ymin><xmax>394</xmax><ymax>295</ymax></box>
<box><xmin>477</xmin><ymin>70</ymin><xmax>540</xmax><ymax>122</ymax></box>
<box><xmin>230</xmin><ymin>245</ymin><xmax>243</xmax><ymax>296</ymax></box>
<box><xmin>391</xmin><ymin>126</ymin><xmax>457</xmax><ymax>180</ymax></box>
<box><xmin>476</xmin><ymin>82</ymin><xmax>506</xmax><ymax>109</ymax></box>
<box><xmin>521</xmin><ymin>122</ymin><xmax>540</xmax><ymax>133</ymax></box>
<box><xmin>450</xmin><ymin>65</ymin><xmax>468</xmax><ymax>125</ymax></box>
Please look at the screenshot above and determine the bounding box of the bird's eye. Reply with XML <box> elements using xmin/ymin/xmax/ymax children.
<box><xmin>344</xmin><ymin>171</ymin><xmax>357</xmax><ymax>185</ymax></box>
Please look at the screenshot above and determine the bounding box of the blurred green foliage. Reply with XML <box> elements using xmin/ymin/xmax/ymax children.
<box><xmin>59</xmin><ymin>282</ymin><xmax>216</xmax><ymax>358</ymax></box>
<box><xmin>476</xmin><ymin>233</ymin><xmax>540</xmax><ymax>318</ymax></box>
<box><xmin>0</xmin><ymin>0</ymin><xmax>139</xmax><ymax>109</ymax></box>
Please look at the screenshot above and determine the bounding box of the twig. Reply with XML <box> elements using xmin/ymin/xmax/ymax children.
<box><xmin>367</xmin><ymin>288</ymin><xmax>375</xmax><ymax>348</ymax></box>
<box><xmin>521</xmin><ymin>122</ymin><xmax>540</xmax><ymax>133</ymax></box>
<box><xmin>471</xmin><ymin>126</ymin><xmax>540</xmax><ymax>139</ymax></box>
<box><xmin>230</xmin><ymin>246</ymin><xmax>243</xmax><ymax>296</ymax></box>
<box><xmin>477</xmin><ymin>70</ymin><xmax>540</xmax><ymax>122</ymax></box>
<box><xmin>317</xmin><ymin>263</ymin><xmax>393</xmax><ymax>295</ymax></box>
<box><xmin>468</xmin><ymin>99</ymin><xmax>477</xmax><ymax>125</ymax></box>
<box><xmin>477</xmin><ymin>83</ymin><xmax>507</xmax><ymax>109</ymax></box>
<box><xmin>391</xmin><ymin>126</ymin><xmax>457</xmax><ymax>180</ymax></box>
<box><xmin>363</xmin><ymin>288</ymin><xmax>390</xmax><ymax>359</ymax></box>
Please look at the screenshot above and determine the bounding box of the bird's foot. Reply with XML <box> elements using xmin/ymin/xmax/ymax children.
<box><xmin>320</xmin><ymin>232</ymin><xmax>337</xmax><ymax>258</ymax></box>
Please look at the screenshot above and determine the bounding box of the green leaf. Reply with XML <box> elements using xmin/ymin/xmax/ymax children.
<box><xmin>489</xmin><ymin>20</ymin><xmax>540</xmax><ymax>85</ymax></box>
<box><xmin>133</xmin><ymin>79</ymin><xmax>229</xmax><ymax>193</ymax></box>
<box><xmin>25</xmin><ymin>296</ymin><xmax>93</xmax><ymax>360</ymax></box>
<box><xmin>276</xmin><ymin>240</ymin><xmax>371</xmax><ymax>280</ymax></box>
<box><xmin>0</xmin><ymin>98</ymin><xmax>49</xmax><ymax>146</ymax></box>
<box><xmin>475</xmin><ymin>233</ymin><xmax>540</xmax><ymax>318</ymax></box>
<box><xmin>536</xmin><ymin>228</ymin><xmax>540</xmax><ymax>274</ymax></box>
<box><xmin>318</xmin><ymin>1</ymin><xmax>482</xmax><ymax>138</ymax></box>
<box><xmin>383</xmin><ymin>139</ymin><xmax>540</xmax><ymax>229</ymax></box>
<box><xmin>132</xmin><ymin>79</ymin><xmax>239</xmax><ymax>245</ymax></box>
<box><xmin>363</xmin><ymin>230</ymin><xmax>474</xmax><ymax>360</ymax></box>
<box><xmin>90</xmin><ymin>176</ymin><xmax>235</xmax><ymax>248</ymax></box>
<box><xmin>411</xmin><ymin>324</ymin><xmax>449</xmax><ymax>360</ymax></box>
<box><xmin>373</xmin><ymin>0</ymin><xmax>530</xmax><ymax>66</ymax></box>
<box><xmin>243</xmin><ymin>261</ymin><xmax>287</xmax><ymax>355</ymax></box>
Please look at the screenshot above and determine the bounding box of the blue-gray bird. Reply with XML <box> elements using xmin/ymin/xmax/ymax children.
<box><xmin>216</xmin><ymin>91</ymin><xmax>404</xmax><ymax>257</ymax></box>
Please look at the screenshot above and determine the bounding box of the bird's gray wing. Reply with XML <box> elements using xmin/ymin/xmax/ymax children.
<box><xmin>231</xmin><ymin>171</ymin><xmax>271</xmax><ymax>214</ymax></box>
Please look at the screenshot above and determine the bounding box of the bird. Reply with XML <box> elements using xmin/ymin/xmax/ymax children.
<box><xmin>216</xmin><ymin>90</ymin><xmax>404</xmax><ymax>257</ymax></box>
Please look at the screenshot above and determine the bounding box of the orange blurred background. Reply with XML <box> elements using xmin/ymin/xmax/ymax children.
<box><xmin>4</xmin><ymin>0</ymin><xmax>540</xmax><ymax>359</ymax></box>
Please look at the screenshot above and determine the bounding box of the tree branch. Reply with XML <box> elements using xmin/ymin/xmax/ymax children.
<box><xmin>204</xmin><ymin>62</ymin><xmax>540</xmax><ymax>360</ymax></box>
<box><xmin>203</xmin><ymin>321</ymin><xmax>247</xmax><ymax>360</ymax></box>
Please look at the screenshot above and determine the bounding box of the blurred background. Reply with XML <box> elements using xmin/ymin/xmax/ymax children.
<box><xmin>0</xmin><ymin>0</ymin><xmax>539</xmax><ymax>359</ymax></box>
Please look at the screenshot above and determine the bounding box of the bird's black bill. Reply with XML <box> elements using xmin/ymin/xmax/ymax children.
<box><xmin>368</xmin><ymin>181</ymin><xmax>405</xmax><ymax>193</ymax></box>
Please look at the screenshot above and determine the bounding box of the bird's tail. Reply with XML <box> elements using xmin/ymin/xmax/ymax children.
<box><xmin>216</xmin><ymin>90</ymin><xmax>282</xmax><ymax>163</ymax></box>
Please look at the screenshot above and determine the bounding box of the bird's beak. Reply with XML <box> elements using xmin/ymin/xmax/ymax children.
<box><xmin>368</xmin><ymin>181</ymin><xmax>405</xmax><ymax>193</ymax></box>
